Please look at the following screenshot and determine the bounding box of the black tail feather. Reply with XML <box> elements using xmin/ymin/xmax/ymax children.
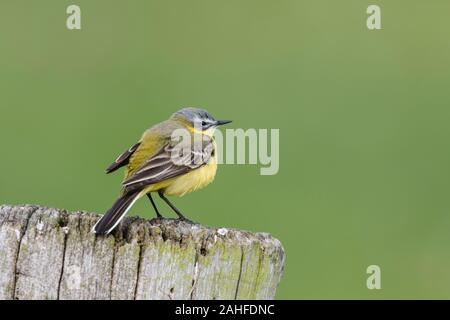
<box><xmin>93</xmin><ymin>191</ymin><xmax>140</xmax><ymax>235</ymax></box>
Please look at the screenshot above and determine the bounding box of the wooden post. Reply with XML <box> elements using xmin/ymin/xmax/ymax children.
<box><xmin>0</xmin><ymin>204</ymin><xmax>285</xmax><ymax>300</ymax></box>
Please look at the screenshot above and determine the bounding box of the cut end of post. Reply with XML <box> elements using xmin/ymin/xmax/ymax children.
<box><xmin>0</xmin><ymin>204</ymin><xmax>285</xmax><ymax>300</ymax></box>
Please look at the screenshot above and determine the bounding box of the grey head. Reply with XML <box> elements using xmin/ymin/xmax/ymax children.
<box><xmin>172</xmin><ymin>107</ymin><xmax>232</xmax><ymax>130</ymax></box>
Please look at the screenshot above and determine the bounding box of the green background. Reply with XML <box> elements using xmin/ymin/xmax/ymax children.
<box><xmin>1</xmin><ymin>1</ymin><xmax>450</xmax><ymax>299</ymax></box>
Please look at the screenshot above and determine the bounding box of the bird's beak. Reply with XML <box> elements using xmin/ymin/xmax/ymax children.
<box><xmin>215</xmin><ymin>120</ymin><xmax>232</xmax><ymax>126</ymax></box>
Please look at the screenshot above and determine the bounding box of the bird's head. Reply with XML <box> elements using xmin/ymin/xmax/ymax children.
<box><xmin>171</xmin><ymin>107</ymin><xmax>232</xmax><ymax>135</ymax></box>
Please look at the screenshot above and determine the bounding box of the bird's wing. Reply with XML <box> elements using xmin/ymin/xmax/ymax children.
<box><xmin>106</xmin><ymin>142</ymin><xmax>141</xmax><ymax>174</ymax></box>
<box><xmin>122</xmin><ymin>136</ymin><xmax>214</xmax><ymax>192</ymax></box>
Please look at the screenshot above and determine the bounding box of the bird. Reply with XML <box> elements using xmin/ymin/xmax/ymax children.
<box><xmin>92</xmin><ymin>107</ymin><xmax>232</xmax><ymax>235</ymax></box>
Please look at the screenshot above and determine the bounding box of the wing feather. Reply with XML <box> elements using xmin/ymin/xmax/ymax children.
<box><xmin>106</xmin><ymin>142</ymin><xmax>141</xmax><ymax>174</ymax></box>
<box><xmin>122</xmin><ymin>137</ymin><xmax>214</xmax><ymax>192</ymax></box>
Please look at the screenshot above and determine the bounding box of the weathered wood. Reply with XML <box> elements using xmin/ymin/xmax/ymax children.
<box><xmin>0</xmin><ymin>204</ymin><xmax>285</xmax><ymax>300</ymax></box>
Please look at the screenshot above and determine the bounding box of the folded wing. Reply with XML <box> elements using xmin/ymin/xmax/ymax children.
<box><xmin>106</xmin><ymin>142</ymin><xmax>141</xmax><ymax>174</ymax></box>
<box><xmin>122</xmin><ymin>136</ymin><xmax>214</xmax><ymax>193</ymax></box>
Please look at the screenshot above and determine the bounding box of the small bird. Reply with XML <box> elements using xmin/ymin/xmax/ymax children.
<box><xmin>93</xmin><ymin>107</ymin><xmax>232</xmax><ymax>235</ymax></box>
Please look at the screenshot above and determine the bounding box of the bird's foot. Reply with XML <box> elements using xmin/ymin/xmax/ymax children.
<box><xmin>177</xmin><ymin>216</ymin><xmax>196</xmax><ymax>224</ymax></box>
<box><xmin>151</xmin><ymin>215</ymin><xmax>167</xmax><ymax>223</ymax></box>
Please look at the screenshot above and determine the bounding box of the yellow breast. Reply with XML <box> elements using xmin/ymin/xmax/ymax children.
<box><xmin>162</xmin><ymin>156</ymin><xmax>218</xmax><ymax>196</ymax></box>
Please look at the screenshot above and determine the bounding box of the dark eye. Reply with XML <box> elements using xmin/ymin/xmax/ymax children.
<box><xmin>201</xmin><ymin>121</ymin><xmax>207</xmax><ymax>127</ymax></box>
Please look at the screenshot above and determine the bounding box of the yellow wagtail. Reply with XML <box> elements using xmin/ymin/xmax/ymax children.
<box><xmin>93</xmin><ymin>107</ymin><xmax>232</xmax><ymax>235</ymax></box>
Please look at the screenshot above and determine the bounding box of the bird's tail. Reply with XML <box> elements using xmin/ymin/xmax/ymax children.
<box><xmin>92</xmin><ymin>190</ymin><xmax>141</xmax><ymax>235</ymax></box>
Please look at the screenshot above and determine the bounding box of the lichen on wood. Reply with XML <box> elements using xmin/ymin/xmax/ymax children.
<box><xmin>0</xmin><ymin>204</ymin><xmax>285</xmax><ymax>300</ymax></box>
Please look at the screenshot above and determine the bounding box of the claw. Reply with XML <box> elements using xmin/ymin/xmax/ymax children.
<box><xmin>178</xmin><ymin>216</ymin><xmax>195</xmax><ymax>224</ymax></box>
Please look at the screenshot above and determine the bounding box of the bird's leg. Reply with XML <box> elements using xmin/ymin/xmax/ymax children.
<box><xmin>158</xmin><ymin>190</ymin><xmax>193</xmax><ymax>223</ymax></box>
<box><xmin>147</xmin><ymin>193</ymin><xmax>163</xmax><ymax>218</ymax></box>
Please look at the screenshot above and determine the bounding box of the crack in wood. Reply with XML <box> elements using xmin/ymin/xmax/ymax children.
<box><xmin>234</xmin><ymin>246</ymin><xmax>245</xmax><ymax>299</ymax></box>
<box><xmin>133</xmin><ymin>243</ymin><xmax>143</xmax><ymax>300</ymax></box>
<box><xmin>56</xmin><ymin>231</ymin><xmax>68</xmax><ymax>300</ymax></box>
<box><xmin>12</xmin><ymin>206</ymin><xmax>36</xmax><ymax>300</ymax></box>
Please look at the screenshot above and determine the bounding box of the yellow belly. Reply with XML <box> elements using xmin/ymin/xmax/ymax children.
<box><xmin>139</xmin><ymin>160</ymin><xmax>218</xmax><ymax>197</ymax></box>
<box><xmin>164</xmin><ymin>160</ymin><xmax>217</xmax><ymax>196</ymax></box>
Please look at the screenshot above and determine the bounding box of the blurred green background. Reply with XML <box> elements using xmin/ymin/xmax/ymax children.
<box><xmin>1</xmin><ymin>1</ymin><xmax>450</xmax><ymax>299</ymax></box>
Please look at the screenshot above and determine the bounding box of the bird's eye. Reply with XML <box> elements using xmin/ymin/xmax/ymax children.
<box><xmin>201</xmin><ymin>121</ymin><xmax>207</xmax><ymax>127</ymax></box>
